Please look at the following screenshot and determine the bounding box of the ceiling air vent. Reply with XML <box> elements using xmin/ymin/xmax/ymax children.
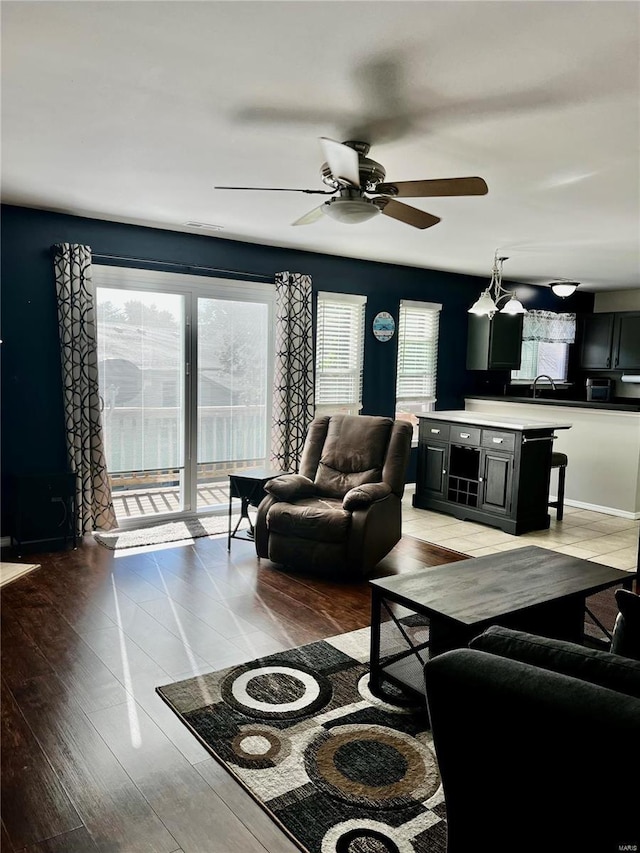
<box><xmin>183</xmin><ymin>221</ymin><xmax>224</xmax><ymax>231</ymax></box>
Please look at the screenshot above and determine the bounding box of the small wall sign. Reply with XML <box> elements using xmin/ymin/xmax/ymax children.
<box><xmin>372</xmin><ymin>311</ymin><xmax>395</xmax><ymax>342</ymax></box>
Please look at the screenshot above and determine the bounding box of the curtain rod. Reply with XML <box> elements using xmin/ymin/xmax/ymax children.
<box><xmin>90</xmin><ymin>252</ymin><xmax>273</xmax><ymax>283</ymax></box>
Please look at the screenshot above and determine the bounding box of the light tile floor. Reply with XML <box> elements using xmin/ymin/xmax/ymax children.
<box><xmin>402</xmin><ymin>488</ymin><xmax>639</xmax><ymax>573</ymax></box>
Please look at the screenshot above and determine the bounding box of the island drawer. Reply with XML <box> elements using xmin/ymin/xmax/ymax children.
<box><xmin>450</xmin><ymin>426</ymin><xmax>481</xmax><ymax>446</ymax></box>
<box><xmin>482</xmin><ymin>430</ymin><xmax>516</xmax><ymax>452</ymax></box>
<box><xmin>420</xmin><ymin>421</ymin><xmax>450</xmax><ymax>441</ymax></box>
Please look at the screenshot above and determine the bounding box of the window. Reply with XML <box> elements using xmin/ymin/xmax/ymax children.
<box><xmin>395</xmin><ymin>300</ymin><xmax>442</xmax><ymax>440</ymax></box>
<box><xmin>511</xmin><ymin>311</ymin><xmax>576</xmax><ymax>382</ymax></box>
<box><xmin>511</xmin><ymin>340</ymin><xmax>570</xmax><ymax>382</ymax></box>
<box><xmin>315</xmin><ymin>292</ymin><xmax>366</xmax><ymax>416</ymax></box>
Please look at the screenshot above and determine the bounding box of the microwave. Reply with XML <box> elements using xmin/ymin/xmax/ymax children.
<box><xmin>585</xmin><ymin>377</ymin><xmax>613</xmax><ymax>401</ymax></box>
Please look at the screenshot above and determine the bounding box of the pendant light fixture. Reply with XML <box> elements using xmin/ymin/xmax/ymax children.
<box><xmin>468</xmin><ymin>254</ymin><xmax>527</xmax><ymax>317</ymax></box>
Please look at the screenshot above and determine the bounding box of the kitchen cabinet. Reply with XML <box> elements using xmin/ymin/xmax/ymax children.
<box><xmin>413</xmin><ymin>414</ymin><xmax>569</xmax><ymax>534</ymax></box>
<box><xmin>466</xmin><ymin>313</ymin><xmax>523</xmax><ymax>370</ymax></box>
<box><xmin>578</xmin><ymin>311</ymin><xmax>640</xmax><ymax>371</ymax></box>
<box><xmin>579</xmin><ymin>313</ymin><xmax>615</xmax><ymax>369</ymax></box>
<box><xmin>613</xmin><ymin>312</ymin><xmax>640</xmax><ymax>370</ymax></box>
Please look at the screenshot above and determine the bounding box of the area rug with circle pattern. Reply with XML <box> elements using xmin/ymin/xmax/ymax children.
<box><xmin>156</xmin><ymin>626</ymin><xmax>446</xmax><ymax>853</ymax></box>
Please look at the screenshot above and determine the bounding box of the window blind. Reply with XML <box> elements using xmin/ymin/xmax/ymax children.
<box><xmin>396</xmin><ymin>300</ymin><xmax>441</xmax><ymax>402</ymax></box>
<box><xmin>315</xmin><ymin>292</ymin><xmax>366</xmax><ymax>415</ymax></box>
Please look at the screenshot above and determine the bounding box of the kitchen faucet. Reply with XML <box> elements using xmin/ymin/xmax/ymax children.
<box><xmin>532</xmin><ymin>375</ymin><xmax>557</xmax><ymax>398</ymax></box>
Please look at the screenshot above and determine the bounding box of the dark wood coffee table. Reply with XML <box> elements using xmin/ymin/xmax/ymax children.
<box><xmin>369</xmin><ymin>545</ymin><xmax>635</xmax><ymax>701</ymax></box>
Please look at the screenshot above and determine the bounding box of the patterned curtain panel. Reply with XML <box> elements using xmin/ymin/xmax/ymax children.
<box><xmin>54</xmin><ymin>244</ymin><xmax>117</xmax><ymax>533</ymax></box>
<box><xmin>522</xmin><ymin>310</ymin><xmax>576</xmax><ymax>344</ymax></box>
<box><xmin>271</xmin><ymin>272</ymin><xmax>315</xmax><ymax>472</ymax></box>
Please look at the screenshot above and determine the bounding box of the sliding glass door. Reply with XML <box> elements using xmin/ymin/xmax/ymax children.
<box><xmin>196</xmin><ymin>297</ymin><xmax>270</xmax><ymax>510</ymax></box>
<box><xmin>95</xmin><ymin>267</ymin><xmax>273</xmax><ymax>525</ymax></box>
<box><xmin>96</xmin><ymin>287</ymin><xmax>187</xmax><ymax>518</ymax></box>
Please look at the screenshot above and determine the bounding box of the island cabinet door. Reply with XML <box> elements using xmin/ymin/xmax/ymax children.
<box><xmin>479</xmin><ymin>450</ymin><xmax>513</xmax><ymax>515</ymax></box>
<box><xmin>417</xmin><ymin>440</ymin><xmax>449</xmax><ymax>499</ymax></box>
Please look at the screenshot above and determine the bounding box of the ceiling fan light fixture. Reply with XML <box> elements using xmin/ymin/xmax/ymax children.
<box><xmin>550</xmin><ymin>281</ymin><xmax>579</xmax><ymax>298</ymax></box>
<box><xmin>322</xmin><ymin>196</ymin><xmax>381</xmax><ymax>224</ymax></box>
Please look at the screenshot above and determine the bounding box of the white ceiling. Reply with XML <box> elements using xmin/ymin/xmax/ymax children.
<box><xmin>2</xmin><ymin>1</ymin><xmax>639</xmax><ymax>290</ymax></box>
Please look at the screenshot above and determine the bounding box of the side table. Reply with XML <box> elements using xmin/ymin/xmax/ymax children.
<box><xmin>227</xmin><ymin>468</ymin><xmax>286</xmax><ymax>551</ymax></box>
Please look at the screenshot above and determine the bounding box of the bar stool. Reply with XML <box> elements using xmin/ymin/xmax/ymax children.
<box><xmin>549</xmin><ymin>452</ymin><xmax>568</xmax><ymax>521</ymax></box>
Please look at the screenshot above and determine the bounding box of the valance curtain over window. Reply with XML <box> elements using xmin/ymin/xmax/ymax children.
<box><xmin>270</xmin><ymin>271</ymin><xmax>314</xmax><ymax>472</ymax></box>
<box><xmin>522</xmin><ymin>310</ymin><xmax>576</xmax><ymax>344</ymax></box>
<box><xmin>54</xmin><ymin>243</ymin><xmax>116</xmax><ymax>533</ymax></box>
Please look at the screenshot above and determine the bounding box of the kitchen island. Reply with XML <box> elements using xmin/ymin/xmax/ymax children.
<box><xmin>465</xmin><ymin>398</ymin><xmax>640</xmax><ymax>518</ymax></box>
<box><xmin>414</xmin><ymin>411</ymin><xmax>571</xmax><ymax>534</ymax></box>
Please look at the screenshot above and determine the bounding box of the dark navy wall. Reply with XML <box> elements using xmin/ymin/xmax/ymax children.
<box><xmin>0</xmin><ymin>204</ymin><xmax>593</xmax><ymax>525</ymax></box>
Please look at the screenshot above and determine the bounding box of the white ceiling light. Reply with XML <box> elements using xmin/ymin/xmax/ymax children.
<box><xmin>322</xmin><ymin>196</ymin><xmax>381</xmax><ymax>224</ymax></box>
<box><xmin>468</xmin><ymin>289</ymin><xmax>498</xmax><ymax>315</ymax></box>
<box><xmin>468</xmin><ymin>254</ymin><xmax>527</xmax><ymax>317</ymax></box>
<box><xmin>550</xmin><ymin>281</ymin><xmax>579</xmax><ymax>298</ymax></box>
<box><xmin>500</xmin><ymin>293</ymin><xmax>527</xmax><ymax>314</ymax></box>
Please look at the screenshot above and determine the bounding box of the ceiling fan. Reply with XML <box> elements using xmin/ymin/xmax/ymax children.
<box><xmin>215</xmin><ymin>137</ymin><xmax>488</xmax><ymax>229</ymax></box>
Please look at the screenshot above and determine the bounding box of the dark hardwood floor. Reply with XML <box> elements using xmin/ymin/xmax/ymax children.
<box><xmin>1</xmin><ymin>533</ymin><xmax>465</xmax><ymax>853</ymax></box>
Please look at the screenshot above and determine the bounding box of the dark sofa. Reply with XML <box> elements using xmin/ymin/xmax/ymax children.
<box><xmin>424</xmin><ymin>625</ymin><xmax>640</xmax><ymax>853</ymax></box>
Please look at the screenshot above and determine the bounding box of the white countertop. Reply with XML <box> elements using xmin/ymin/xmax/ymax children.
<box><xmin>465</xmin><ymin>395</ymin><xmax>640</xmax><ymax>413</ymax></box>
<box><xmin>420</xmin><ymin>411</ymin><xmax>572</xmax><ymax>431</ymax></box>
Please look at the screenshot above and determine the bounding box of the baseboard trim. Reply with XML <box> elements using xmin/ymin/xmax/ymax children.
<box><xmin>560</xmin><ymin>498</ymin><xmax>640</xmax><ymax>520</ymax></box>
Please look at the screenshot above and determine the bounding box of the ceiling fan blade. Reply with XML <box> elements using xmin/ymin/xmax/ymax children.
<box><xmin>374</xmin><ymin>198</ymin><xmax>441</xmax><ymax>230</ymax></box>
<box><xmin>319</xmin><ymin>138</ymin><xmax>360</xmax><ymax>187</ymax></box>
<box><xmin>292</xmin><ymin>204</ymin><xmax>326</xmax><ymax>226</ymax></box>
<box><xmin>215</xmin><ymin>186</ymin><xmax>333</xmax><ymax>195</ymax></box>
<box><xmin>376</xmin><ymin>177</ymin><xmax>489</xmax><ymax>198</ymax></box>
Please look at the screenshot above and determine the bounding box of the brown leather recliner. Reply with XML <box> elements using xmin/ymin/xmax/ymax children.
<box><xmin>255</xmin><ymin>414</ymin><xmax>413</xmax><ymax>576</ymax></box>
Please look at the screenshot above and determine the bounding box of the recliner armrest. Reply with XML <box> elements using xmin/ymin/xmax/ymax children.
<box><xmin>264</xmin><ymin>473</ymin><xmax>316</xmax><ymax>502</ymax></box>
<box><xmin>342</xmin><ymin>482</ymin><xmax>392</xmax><ymax>511</ymax></box>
